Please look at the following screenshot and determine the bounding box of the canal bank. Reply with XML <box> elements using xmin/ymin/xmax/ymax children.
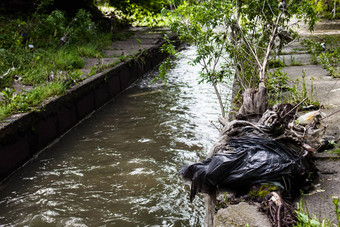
<box><xmin>0</xmin><ymin>28</ymin><xmax>179</xmax><ymax>182</ymax></box>
<box><xmin>214</xmin><ymin>20</ymin><xmax>340</xmax><ymax>226</ymax></box>
<box><xmin>0</xmin><ymin>22</ymin><xmax>337</xmax><ymax>226</ymax></box>
<box><xmin>0</xmin><ymin>45</ymin><xmax>228</xmax><ymax>226</ymax></box>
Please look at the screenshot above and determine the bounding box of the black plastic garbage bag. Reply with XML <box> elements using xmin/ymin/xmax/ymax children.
<box><xmin>180</xmin><ymin>136</ymin><xmax>310</xmax><ymax>202</ymax></box>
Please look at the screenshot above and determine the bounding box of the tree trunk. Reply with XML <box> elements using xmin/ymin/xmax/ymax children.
<box><xmin>238</xmin><ymin>82</ymin><xmax>268</xmax><ymax>121</ymax></box>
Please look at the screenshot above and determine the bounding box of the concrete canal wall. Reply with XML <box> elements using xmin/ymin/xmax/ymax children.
<box><xmin>0</xmin><ymin>31</ymin><xmax>179</xmax><ymax>182</ymax></box>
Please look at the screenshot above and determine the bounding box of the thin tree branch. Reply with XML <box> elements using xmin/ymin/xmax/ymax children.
<box><xmin>236</xmin><ymin>21</ymin><xmax>263</xmax><ymax>69</ymax></box>
<box><xmin>202</xmin><ymin>58</ymin><xmax>226</xmax><ymax>117</ymax></box>
<box><xmin>266</xmin><ymin>0</ymin><xmax>276</xmax><ymax>16</ymax></box>
<box><xmin>261</xmin><ymin>11</ymin><xmax>284</xmax><ymax>82</ymax></box>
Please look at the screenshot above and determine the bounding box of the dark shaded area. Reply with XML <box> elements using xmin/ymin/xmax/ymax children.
<box><xmin>1</xmin><ymin>0</ymin><xmax>168</xmax><ymax>18</ymax></box>
<box><xmin>1</xmin><ymin>0</ymin><xmax>105</xmax><ymax>24</ymax></box>
<box><xmin>49</xmin><ymin>0</ymin><xmax>103</xmax><ymax>19</ymax></box>
<box><xmin>0</xmin><ymin>0</ymin><xmax>169</xmax><ymax>31</ymax></box>
<box><xmin>1</xmin><ymin>0</ymin><xmax>35</xmax><ymax>13</ymax></box>
<box><xmin>2</xmin><ymin>0</ymin><xmax>93</xmax><ymax>15</ymax></box>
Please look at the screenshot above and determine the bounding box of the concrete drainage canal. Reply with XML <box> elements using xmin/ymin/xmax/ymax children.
<box><xmin>0</xmin><ymin>47</ymin><xmax>232</xmax><ymax>226</ymax></box>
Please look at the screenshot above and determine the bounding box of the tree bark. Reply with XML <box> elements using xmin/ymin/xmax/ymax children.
<box><xmin>238</xmin><ymin>82</ymin><xmax>268</xmax><ymax>121</ymax></box>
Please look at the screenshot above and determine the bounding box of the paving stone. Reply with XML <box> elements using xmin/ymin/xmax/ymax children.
<box><xmin>214</xmin><ymin>202</ymin><xmax>272</xmax><ymax>227</ymax></box>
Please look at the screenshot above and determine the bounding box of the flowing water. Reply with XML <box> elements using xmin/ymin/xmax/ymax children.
<box><xmin>0</xmin><ymin>47</ymin><xmax>232</xmax><ymax>226</ymax></box>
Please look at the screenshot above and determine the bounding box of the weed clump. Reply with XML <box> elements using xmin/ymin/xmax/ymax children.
<box><xmin>302</xmin><ymin>37</ymin><xmax>340</xmax><ymax>78</ymax></box>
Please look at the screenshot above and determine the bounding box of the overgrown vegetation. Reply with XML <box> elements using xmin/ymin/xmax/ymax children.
<box><xmin>266</xmin><ymin>68</ymin><xmax>319</xmax><ymax>107</ymax></box>
<box><xmin>0</xmin><ymin>7</ymin><xmax>114</xmax><ymax>120</ymax></box>
<box><xmin>294</xmin><ymin>197</ymin><xmax>340</xmax><ymax>226</ymax></box>
<box><xmin>310</xmin><ymin>0</ymin><xmax>340</xmax><ymax>19</ymax></box>
<box><xmin>157</xmin><ymin>0</ymin><xmax>318</xmax><ymax>119</ymax></box>
<box><xmin>289</xmin><ymin>69</ymin><xmax>320</xmax><ymax>107</ymax></box>
<box><xmin>266</xmin><ymin>69</ymin><xmax>292</xmax><ymax>106</ymax></box>
<box><xmin>302</xmin><ymin>36</ymin><xmax>340</xmax><ymax>78</ymax></box>
<box><xmin>0</xmin><ymin>0</ymin><xmax>177</xmax><ymax>121</ymax></box>
<box><xmin>0</xmin><ymin>0</ymin><xmax>175</xmax><ymax>120</ymax></box>
<box><xmin>96</xmin><ymin>0</ymin><xmax>171</xmax><ymax>27</ymax></box>
<box><xmin>269</xmin><ymin>58</ymin><xmax>286</xmax><ymax>68</ymax></box>
<box><xmin>0</xmin><ymin>82</ymin><xmax>66</xmax><ymax>119</ymax></box>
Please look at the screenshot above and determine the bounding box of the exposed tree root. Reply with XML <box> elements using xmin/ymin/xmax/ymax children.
<box><xmin>261</xmin><ymin>192</ymin><xmax>298</xmax><ymax>227</ymax></box>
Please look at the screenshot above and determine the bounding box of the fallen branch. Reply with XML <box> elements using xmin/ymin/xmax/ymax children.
<box><xmin>282</xmin><ymin>97</ymin><xmax>308</xmax><ymax>118</ymax></box>
<box><xmin>321</xmin><ymin>108</ymin><xmax>340</xmax><ymax>120</ymax></box>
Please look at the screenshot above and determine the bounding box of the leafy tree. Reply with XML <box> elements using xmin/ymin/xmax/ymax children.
<box><xmin>2</xmin><ymin>0</ymin><xmax>172</xmax><ymax>27</ymax></box>
<box><xmin>310</xmin><ymin>0</ymin><xmax>340</xmax><ymax>19</ymax></box>
<box><xmin>162</xmin><ymin>0</ymin><xmax>317</xmax><ymax>120</ymax></box>
<box><xmin>106</xmin><ymin>0</ymin><xmax>169</xmax><ymax>14</ymax></box>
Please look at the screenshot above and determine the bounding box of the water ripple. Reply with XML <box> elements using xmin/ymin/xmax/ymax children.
<box><xmin>0</xmin><ymin>46</ymin><xmax>231</xmax><ymax>226</ymax></box>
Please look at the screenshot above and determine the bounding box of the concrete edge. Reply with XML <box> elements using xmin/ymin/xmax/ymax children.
<box><xmin>0</xmin><ymin>35</ymin><xmax>180</xmax><ymax>182</ymax></box>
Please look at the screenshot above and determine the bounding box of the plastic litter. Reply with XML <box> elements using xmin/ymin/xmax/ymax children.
<box><xmin>296</xmin><ymin>110</ymin><xmax>325</xmax><ymax>125</ymax></box>
<box><xmin>180</xmin><ymin>136</ymin><xmax>311</xmax><ymax>202</ymax></box>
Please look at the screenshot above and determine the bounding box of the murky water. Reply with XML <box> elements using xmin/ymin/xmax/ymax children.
<box><xmin>0</xmin><ymin>47</ymin><xmax>232</xmax><ymax>226</ymax></box>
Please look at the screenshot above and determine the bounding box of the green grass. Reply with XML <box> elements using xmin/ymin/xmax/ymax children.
<box><xmin>301</xmin><ymin>37</ymin><xmax>340</xmax><ymax>77</ymax></box>
<box><xmin>268</xmin><ymin>58</ymin><xmax>286</xmax><ymax>68</ymax></box>
<box><xmin>294</xmin><ymin>197</ymin><xmax>340</xmax><ymax>227</ymax></box>
<box><xmin>54</xmin><ymin>48</ymin><xmax>85</xmax><ymax>70</ymax></box>
<box><xmin>0</xmin><ymin>82</ymin><xmax>66</xmax><ymax>120</ymax></box>
<box><xmin>76</xmin><ymin>43</ymin><xmax>104</xmax><ymax>58</ymax></box>
<box><xmin>0</xmin><ymin>5</ymin><xmax>170</xmax><ymax>121</ymax></box>
<box><xmin>22</xmin><ymin>67</ymin><xmax>51</xmax><ymax>85</ymax></box>
<box><xmin>0</xmin><ymin>11</ymin><xmax>114</xmax><ymax>120</ymax></box>
<box><xmin>290</xmin><ymin>56</ymin><xmax>303</xmax><ymax>66</ymax></box>
<box><xmin>331</xmin><ymin>148</ymin><xmax>340</xmax><ymax>155</ymax></box>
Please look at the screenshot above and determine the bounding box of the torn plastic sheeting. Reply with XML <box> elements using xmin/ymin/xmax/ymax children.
<box><xmin>180</xmin><ymin>136</ymin><xmax>309</xmax><ymax>202</ymax></box>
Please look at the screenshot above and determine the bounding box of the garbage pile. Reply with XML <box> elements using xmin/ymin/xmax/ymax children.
<box><xmin>179</xmin><ymin>104</ymin><xmax>327</xmax><ymax>226</ymax></box>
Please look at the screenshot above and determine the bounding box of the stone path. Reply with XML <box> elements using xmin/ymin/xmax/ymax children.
<box><xmin>287</xmin><ymin>20</ymin><xmax>340</xmax><ymax>224</ymax></box>
<box><xmin>82</xmin><ymin>27</ymin><xmax>173</xmax><ymax>76</ymax></box>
